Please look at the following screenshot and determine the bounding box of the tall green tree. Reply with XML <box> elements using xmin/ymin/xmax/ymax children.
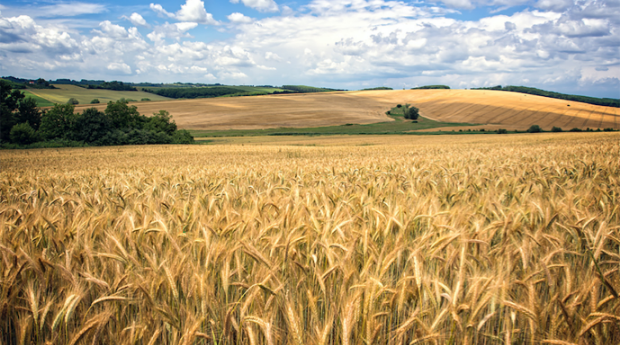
<box><xmin>105</xmin><ymin>100</ymin><xmax>141</xmax><ymax>129</ymax></box>
<box><xmin>39</xmin><ymin>104</ymin><xmax>76</xmax><ymax>140</ymax></box>
<box><xmin>16</xmin><ymin>97</ymin><xmax>41</xmax><ymax>130</ymax></box>
<box><xmin>71</xmin><ymin>108</ymin><xmax>113</xmax><ymax>144</ymax></box>
<box><xmin>1</xmin><ymin>79</ymin><xmax>25</xmax><ymax>142</ymax></box>
<box><xmin>146</xmin><ymin>110</ymin><xmax>177</xmax><ymax>135</ymax></box>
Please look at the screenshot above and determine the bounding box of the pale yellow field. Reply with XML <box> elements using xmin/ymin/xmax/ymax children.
<box><xmin>28</xmin><ymin>84</ymin><xmax>171</xmax><ymax>105</ymax></box>
<box><xmin>1</xmin><ymin>133</ymin><xmax>619</xmax><ymax>344</ymax></box>
<box><xmin>359</xmin><ymin>89</ymin><xmax>620</xmax><ymax>130</ymax></box>
<box><xmin>70</xmin><ymin>89</ymin><xmax>619</xmax><ymax>131</ymax></box>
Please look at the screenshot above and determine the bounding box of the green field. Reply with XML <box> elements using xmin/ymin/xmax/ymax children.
<box><xmin>26</xmin><ymin>84</ymin><xmax>172</xmax><ymax>106</ymax></box>
<box><xmin>22</xmin><ymin>90</ymin><xmax>55</xmax><ymax>107</ymax></box>
<box><xmin>190</xmin><ymin>113</ymin><xmax>476</xmax><ymax>138</ymax></box>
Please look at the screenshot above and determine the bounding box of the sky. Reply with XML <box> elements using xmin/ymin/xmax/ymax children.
<box><xmin>0</xmin><ymin>0</ymin><xmax>618</xmax><ymax>98</ymax></box>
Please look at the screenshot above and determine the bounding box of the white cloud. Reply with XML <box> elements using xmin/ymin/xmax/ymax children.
<box><xmin>228</xmin><ymin>12</ymin><xmax>253</xmax><ymax>23</ymax></box>
<box><xmin>123</xmin><ymin>13</ymin><xmax>148</xmax><ymax>27</ymax></box>
<box><xmin>107</xmin><ymin>62</ymin><xmax>132</xmax><ymax>74</ymax></box>
<box><xmin>150</xmin><ymin>3</ymin><xmax>174</xmax><ymax>18</ymax></box>
<box><xmin>38</xmin><ymin>2</ymin><xmax>107</xmax><ymax>17</ymax></box>
<box><xmin>147</xmin><ymin>22</ymin><xmax>199</xmax><ymax>43</ymax></box>
<box><xmin>0</xmin><ymin>0</ymin><xmax>618</xmax><ymax>98</ymax></box>
<box><xmin>230</xmin><ymin>0</ymin><xmax>279</xmax><ymax>13</ymax></box>
<box><xmin>176</xmin><ymin>0</ymin><xmax>218</xmax><ymax>24</ymax></box>
<box><xmin>151</xmin><ymin>0</ymin><xmax>219</xmax><ymax>25</ymax></box>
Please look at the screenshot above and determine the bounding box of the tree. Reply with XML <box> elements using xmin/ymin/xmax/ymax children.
<box><xmin>71</xmin><ymin>108</ymin><xmax>112</xmax><ymax>144</ymax></box>
<box><xmin>406</xmin><ymin>106</ymin><xmax>419</xmax><ymax>120</ymax></box>
<box><xmin>527</xmin><ymin>125</ymin><xmax>542</xmax><ymax>133</ymax></box>
<box><xmin>105</xmin><ymin>99</ymin><xmax>141</xmax><ymax>129</ymax></box>
<box><xmin>146</xmin><ymin>110</ymin><xmax>177</xmax><ymax>135</ymax></box>
<box><xmin>39</xmin><ymin>104</ymin><xmax>76</xmax><ymax>140</ymax></box>
<box><xmin>16</xmin><ymin>97</ymin><xmax>41</xmax><ymax>130</ymax></box>
<box><xmin>67</xmin><ymin>97</ymin><xmax>79</xmax><ymax>105</ymax></box>
<box><xmin>91</xmin><ymin>99</ymin><xmax>100</xmax><ymax>104</ymax></box>
<box><xmin>0</xmin><ymin>79</ymin><xmax>25</xmax><ymax>142</ymax></box>
<box><xmin>10</xmin><ymin>122</ymin><xmax>38</xmax><ymax>145</ymax></box>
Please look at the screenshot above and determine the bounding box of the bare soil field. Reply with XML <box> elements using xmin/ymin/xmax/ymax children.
<box><xmin>73</xmin><ymin>89</ymin><xmax>619</xmax><ymax>131</ymax></box>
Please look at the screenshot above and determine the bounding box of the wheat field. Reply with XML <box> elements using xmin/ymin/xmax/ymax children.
<box><xmin>1</xmin><ymin>133</ymin><xmax>619</xmax><ymax>344</ymax></box>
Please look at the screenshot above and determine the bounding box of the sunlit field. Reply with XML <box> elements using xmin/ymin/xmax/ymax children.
<box><xmin>1</xmin><ymin>133</ymin><xmax>619</xmax><ymax>344</ymax></box>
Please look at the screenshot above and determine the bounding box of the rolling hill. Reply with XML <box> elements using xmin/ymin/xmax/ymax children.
<box><xmin>69</xmin><ymin>89</ymin><xmax>618</xmax><ymax>131</ymax></box>
<box><xmin>27</xmin><ymin>84</ymin><xmax>172</xmax><ymax>105</ymax></box>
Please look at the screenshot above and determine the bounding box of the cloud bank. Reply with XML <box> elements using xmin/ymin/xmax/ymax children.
<box><xmin>0</xmin><ymin>0</ymin><xmax>618</xmax><ymax>97</ymax></box>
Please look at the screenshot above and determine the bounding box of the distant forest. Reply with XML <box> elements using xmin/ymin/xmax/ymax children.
<box><xmin>412</xmin><ymin>85</ymin><xmax>451</xmax><ymax>90</ymax></box>
<box><xmin>472</xmin><ymin>85</ymin><xmax>620</xmax><ymax>108</ymax></box>
<box><xmin>142</xmin><ymin>86</ymin><xmax>290</xmax><ymax>99</ymax></box>
<box><xmin>143</xmin><ymin>85</ymin><xmax>342</xmax><ymax>99</ymax></box>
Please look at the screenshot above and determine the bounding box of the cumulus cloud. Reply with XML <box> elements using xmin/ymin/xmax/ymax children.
<box><xmin>227</xmin><ymin>12</ymin><xmax>253</xmax><ymax>23</ymax></box>
<box><xmin>0</xmin><ymin>0</ymin><xmax>618</xmax><ymax>98</ymax></box>
<box><xmin>150</xmin><ymin>0</ymin><xmax>218</xmax><ymax>25</ymax></box>
<box><xmin>123</xmin><ymin>13</ymin><xmax>148</xmax><ymax>27</ymax></box>
<box><xmin>107</xmin><ymin>62</ymin><xmax>132</xmax><ymax>74</ymax></box>
<box><xmin>147</xmin><ymin>22</ymin><xmax>199</xmax><ymax>43</ymax></box>
<box><xmin>149</xmin><ymin>3</ymin><xmax>174</xmax><ymax>18</ymax></box>
<box><xmin>230</xmin><ymin>0</ymin><xmax>279</xmax><ymax>13</ymax></box>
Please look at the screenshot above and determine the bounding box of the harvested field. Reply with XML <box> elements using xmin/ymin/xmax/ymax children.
<box><xmin>1</xmin><ymin>133</ymin><xmax>620</xmax><ymax>344</ymax></box>
<box><xmin>74</xmin><ymin>92</ymin><xmax>393</xmax><ymax>130</ymax></box>
<box><xmin>53</xmin><ymin>89</ymin><xmax>619</xmax><ymax>132</ymax></box>
<box><xmin>359</xmin><ymin>89</ymin><xmax>620</xmax><ymax>130</ymax></box>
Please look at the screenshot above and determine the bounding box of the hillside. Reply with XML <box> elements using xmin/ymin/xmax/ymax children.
<box><xmin>27</xmin><ymin>84</ymin><xmax>171</xmax><ymax>105</ymax></box>
<box><xmin>71</xmin><ymin>89</ymin><xmax>618</xmax><ymax>131</ymax></box>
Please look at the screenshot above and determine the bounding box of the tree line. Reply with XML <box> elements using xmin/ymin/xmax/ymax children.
<box><xmin>412</xmin><ymin>85</ymin><xmax>450</xmax><ymax>90</ymax></box>
<box><xmin>86</xmin><ymin>81</ymin><xmax>137</xmax><ymax>91</ymax></box>
<box><xmin>1</xmin><ymin>80</ymin><xmax>193</xmax><ymax>148</ymax></box>
<box><xmin>471</xmin><ymin>85</ymin><xmax>620</xmax><ymax>108</ymax></box>
<box><xmin>143</xmin><ymin>86</ymin><xmax>248</xmax><ymax>99</ymax></box>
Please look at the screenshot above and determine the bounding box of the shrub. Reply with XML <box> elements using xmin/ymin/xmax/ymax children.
<box><xmin>604</xmin><ymin>128</ymin><xmax>615</xmax><ymax>132</ymax></box>
<box><xmin>91</xmin><ymin>99</ymin><xmax>100</xmax><ymax>104</ymax></box>
<box><xmin>551</xmin><ymin>126</ymin><xmax>563</xmax><ymax>132</ymax></box>
<box><xmin>527</xmin><ymin>125</ymin><xmax>542</xmax><ymax>133</ymax></box>
<box><xmin>141</xmin><ymin>98</ymin><xmax>151</xmax><ymax>101</ymax></box>
<box><xmin>172</xmin><ymin>129</ymin><xmax>194</xmax><ymax>144</ymax></box>
<box><xmin>497</xmin><ymin>128</ymin><xmax>507</xmax><ymax>134</ymax></box>
<box><xmin>67</xmin><ymin>97</ymin><xmax>79</xmax><ymax>105</ymax></box>
<box><xmin>406</xmin><ymin>106</ymin><xmax>420</xmax><ymax>120</ymax></box>
<box><xmin>10</xmin><ymin>122</ymin><xmax>38</xmax><ymax>145</ymax></box>
<box><xmin>569</xmin><ymin>128</ymin><xmax>583</xmax><ymax>132</ymax></box>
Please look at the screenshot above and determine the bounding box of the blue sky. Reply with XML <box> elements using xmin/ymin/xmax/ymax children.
<box><xmin>0</xmin><ymin>0</ymin><xmax>618</xmax><ymax>98</ymax></box>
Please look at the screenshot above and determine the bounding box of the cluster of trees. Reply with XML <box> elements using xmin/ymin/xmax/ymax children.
<box><xmin>144</xmin><ymin>86</ymin><xmax>246</xmax><ymax>99</ymax></box>
<box><xmin>281</xmin><ymin>85</ymin><xmax>345</xmax><ymax>93</ymax></box>
<box><xmin>471</xmin><ymin>85</ymin><xmax>620</xmax><ymax>108</ymax></box>
<box><xmin>1</xmin><ymin>80</ymin><xmax>193</xmax><ymax>147</ymax></box>
<box><xmin>86</xmin><ymin>81</ymin><xmax>137</xmax><ymax>91</ymax></box>
<box><xmin>412</xmin><ymin>85</ymin><xmax>450</xmax><ymax>90</ymax></box>
<box><xmin>1</xmin><ymin>77</ymin><xmax>56</xmax><ymax>89</ymax></box>
<box><xmin>362</xmin><ymin>87</ymin><xmax>393</xmax><ymax>91</ymax></box>
<box><xmin>397</xmin><ymin>104</ymin><xmax>420</xmax><ymax>120</ymax></box>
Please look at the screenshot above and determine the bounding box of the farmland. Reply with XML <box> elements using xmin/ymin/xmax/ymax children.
<box><xmin>1</xmin><ymin>132</ymin><xmax>619</xmax><ymax>344</ymax></box>
<box><xmin>26</xmin><ymin>84</ymin><xmax>172</xmax><ymax>106</ymax></box>
<box><xmin>61</xmin><ymin>89</ymin><xmax>620</xmax><ymax>133</ymax></box>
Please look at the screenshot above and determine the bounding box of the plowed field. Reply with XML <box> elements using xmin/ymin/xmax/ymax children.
<box><xmin>73</xmin><ymin>89</ymin><xmax>619</xmax><ymax>131</ymax></box>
